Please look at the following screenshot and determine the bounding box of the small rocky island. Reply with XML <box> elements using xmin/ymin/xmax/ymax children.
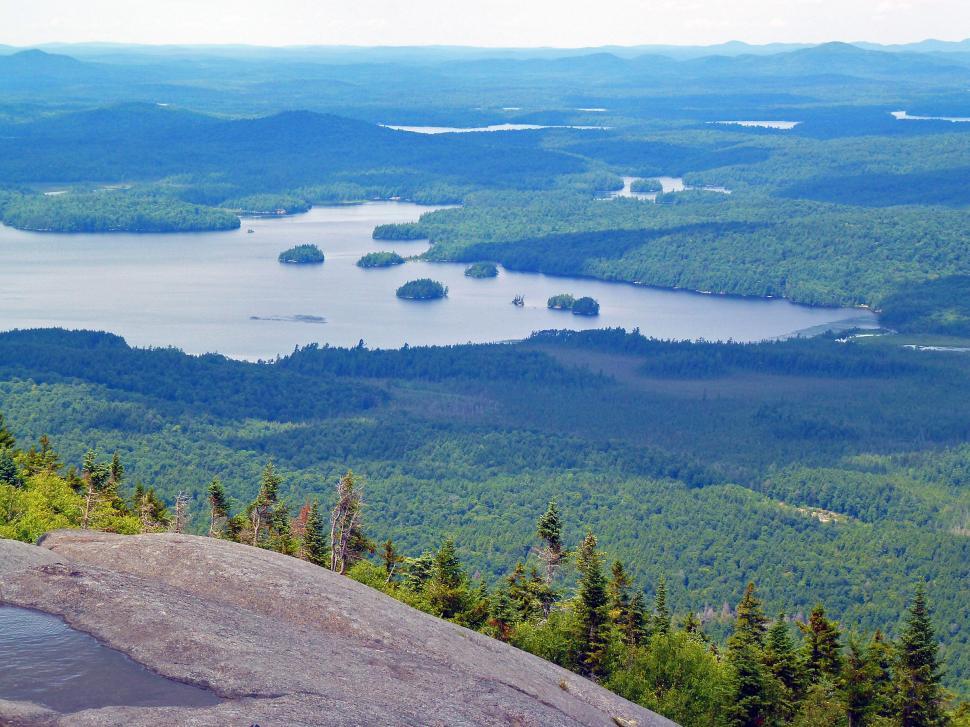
<box><xmin>357</xmin><ymin>251</ymin><xmax>405</xmax><ymax>268</ymax></box>
<box><xmin>396</xmin><ymin>278</ymin><xmax>448</xmax><ymax>300</ymax></box>
<box><xmin>547</xmin><ymin>293</ymin><xmax>600</xmax><ymax>316</ymax></box>
<box><xmin>464</xmin><ymin>262</ymin><xmax>499</xmax><ymax>279</ymax></box>
<box><xmin>278</xmin><ymin>244</ymin><xmax>325</xmax><ymax>264</ymax></box>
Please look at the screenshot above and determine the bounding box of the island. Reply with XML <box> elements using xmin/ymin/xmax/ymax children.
<box><xmin>630</xmin><ymin>178</ymin><xmax>663</xmax><ymax>193</ymax></box>
<box><xmin>464</xmin><ymin>262</ymin><xmax>499</xmax><ymax>279</ymax></box>
<box><xmin>396</xmin><ymin>278</ymin><xmax>448</xmax><ymax>300</ymax></box>
<box><xmin>547</xmin><ymin>293</ymin><xmax>599</xmax><ymax>315</ymax></box>
<box><xmin>357</xmin><ymin>251</ymin><xmax>405</xmax><ymax>268</ymax></box>
<box><xmin>571</xmin><ymin>296</ymin><xmax>600</xmax><ymax>316</ymax></box>
<box><xmin>547</xmin><ymin>293</ymin><xmax>576</xmax><ymax>310</ymax></box>
<box><xmin>278</xmin><ymin>244</ymin><xmax>325</xmax><ymax>265</ymax></box>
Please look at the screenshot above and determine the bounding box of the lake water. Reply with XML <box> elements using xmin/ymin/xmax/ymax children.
<box><xmin>383</xmin><ymin>123</ymin><xmax>609</xmax><ymax>134</ymax></box>
<box><xmin>0</xmin><ymin>605</ymin><xmax>221</xmax><ymax>712</ymax></box>
<box><xmin>0</xmin><ymin>202</ymin><xmax>877</xmax><ymax>360</ymax></box>
<box><xmin>891</xmin><ymin>110</ymin><xmax>970</xmax><ymax>123</ymax></box>
<box><xmin>607</xmin><ymin>176</ymin><xmax>731</xmax><ymax>200</ymax></box>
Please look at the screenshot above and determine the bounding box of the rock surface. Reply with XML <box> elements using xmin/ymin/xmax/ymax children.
<box><xmin>0</xmin><ymin>531</ymin><xmax>675</xmax><ymax>726</ymax></box>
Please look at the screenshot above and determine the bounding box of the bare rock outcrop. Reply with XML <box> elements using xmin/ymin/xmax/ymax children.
<box><xmin>0</xmin><ymin>531</ymin><xmax>675</xmax><ymax>727</ymax></box>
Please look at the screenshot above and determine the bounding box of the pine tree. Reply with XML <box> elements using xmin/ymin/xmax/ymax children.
<box><xmin>536</xmin><ymin>499</ymin><xmax>567</xmax><ymax>585</ymax></box>
<box><xmin>800</xmin><ymin>604</ymin><xmax>843</xmax><ymax>685</ymax></box>
<box><xmin>842</xmin><ymin>635</ymin><xmax>879</xmax><ymax>727</ymax></box>
<box><xmin>652</xmin><ymin>575</ymin><xmax>672</xmax><ymax>636</ymax></box>
<box><xmin>896</xmin><ymin>585</ymin><xmax>947</xmax><ymax>727</ymax></box>
<box><xmin>301</xmin><ymin>501</ymin><xmax>329</xmax><ymax>567</ymax></box>
<box><xmin>428</xmin><ymin>538</ymin><xmax>468</xmax><ymax>618</ymax></box>
<box><xmin>23</xmin><ymin>435</ymin><xmax>61</xmax><ymax>476</ymax></box>
<box><xmin>764</xmin><ymin>613</ymin><xmax>803</xmax><ymax>706</ymax></box>
<box><xmin>0</xmin><ymin>449</ymin><xmax>23</xmax><ymax>488</ymax></box>
<box><xmin>381</xmin><ymin>539</ymin><xmax>404</xmax><ymax>583</ymax></box>
<box><xmin>608</xmin><ymin>561</ymin><xmax>645</xmax><ymax>648</ymax></box>
<box><xmin>250</xmin><ymin>461</ymin><xmax>281</xmax><ymax>546</ymax></box>
<box><xmin>724</xmin><ymin>583</ymin><xmax>772</xmax><ymax>727</ymax></box>
<box><xmin>489</xmin><ymin>587</ymin><xmax>518</xmax><ymax>641</ymax></box>
<box><xmin>207</xmin><ymin>478</ymin><xmax>229</xmax><ymax>537</ymax></box>
<box><xmin>0</xmin><ymin>413</ymin><xmax>15</xmax><ymax>450</ymax></box>
<box><xmin>574</xmin><ymin>531</ymin><xmax>609</xmax><ymax>679</ymax></box>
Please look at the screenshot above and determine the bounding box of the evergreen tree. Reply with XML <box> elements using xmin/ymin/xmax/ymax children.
<box><xmin>843</xmin><ymin>635</ymin><xmax>879</xmax><ymax>727</ymax></box>
<box><xmin>724</xmin><ymin>583</ymin><xmax>772</xmax><ymax>727</ymax></box>
<box><xmin>301</xmin><ymin>501</ymin><xmax>329</xmax><ymax>567</ymax></box>
<box><xmin>574</xmin><ymin>531</ymin><xmax>609</xmax><ymax>679</ymax></box>
<box><xmin>608</xmin><ymin>561</ymin><xmax>645</xmax><ymax>648</ymax></box>
<box><xmin>764</xmin><ymin>613</ymin><xmax>803</xmax><ymax>708</ymax></box>
<box><xmin>896</xmin><ymin>585</ymin><xmax>947</xmax><ymax>727</ymax></box>
<box><xmin>207</xmin><ymin>477</ymin><xmax>229</xmax><ymax>537</ymax></box>
<box><xmin>866</xmin><ymin>630</ymin><xmax>896</xmax><ymax>721</ymax></box>
<box><xmin>536</xmin><ymin>499</ymin><xmax>567</xmax><ymax>584</ymax></box>
<box><xmin>801</xmin><ymin>604</ymin><xmax>843</xmax><ymax>685</ymax></box>
<box><xmin>381</xmin><ymin>539</ymin><xmax>404</xmax><ymax>582</ymax></box>
<box><xmin>489</xmin><ymin>586</ymin><xmax>518</xmax><ymax>641</ymax></box>
<box><xmin>652</xmin><ymin>575</ymin><xmax>672</xmax><ymax>637</ymax></box>
<box><xmin>249</xmin><ymin>461</ymin><xmax>281</xmax><ymax>546</ymax></box>
<box><xmin>0</xmin><ymin>449</ymin><xmax>23</xmax><ymax>488</ymax></box>
<box><xmin>404</xmin><ymin>551</ymin><xmax>435</xmax><ymax>591</ymax></box>
<box><xmin>0</xmin><ymin>413</ymin><xmax>15</xmax><ymax>450</ymax></box>
<box><xmin>428</xmin><ymin>537</ymin><xmax>468</xmax><ymax>618</ymax></box>
<box><xmin>23</xmin><ymin>435</ymin><xmax>61</xmax><ymax>476</ymax></box>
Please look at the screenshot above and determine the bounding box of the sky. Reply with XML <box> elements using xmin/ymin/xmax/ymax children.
<box><xmin>1</xmin><ymin>0</ymin><xmax>968</xmax><ymax>48</ymax></box>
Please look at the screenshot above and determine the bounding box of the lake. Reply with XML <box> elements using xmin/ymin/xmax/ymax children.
<box><xmin>0</xmin><ymin>202</ymin><xmax>877</xmax><ymax>360</ymax></box>
<box><xmin>383</xmin><ymin>123</ymin><xmax>609</xmax><ymax>134</ymax></box>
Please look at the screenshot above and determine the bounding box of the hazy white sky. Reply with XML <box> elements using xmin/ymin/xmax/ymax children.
<box><xmin>2</xmin><ymin>0</ymin><xmax>968</xmax><ymax>47</ymax></box>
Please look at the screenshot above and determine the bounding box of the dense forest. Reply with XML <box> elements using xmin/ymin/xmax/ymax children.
<box><xmin>0</xmin><ymin>327</ymin><xmax>966</xmax><ymax>700</ymax></box>
<box><xmin>0</xmin><ymin>425</ymin><xmax>964</xmax><ymax>725</ymax></box>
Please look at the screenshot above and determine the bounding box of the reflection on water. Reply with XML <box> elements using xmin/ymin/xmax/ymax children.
<box><xmin>607</xmin><ymin>176</ymin><xmax>731</xmax><ymax>200</ymax></box>
<box><xmin>0</xmin><ymin>201</ymin><xmax>877</xmax><ymax>359</ymax></box>
<box><xmin>0</xmin><ymin>606</ymin><xmax>222</xmax><ymax>713</ymax></box>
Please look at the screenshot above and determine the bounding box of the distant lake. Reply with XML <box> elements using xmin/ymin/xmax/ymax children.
<box><xmin>0</xmin><ymin>202</ymin><xmax>877</xmax><ymax>360</ymax></box>
<box><xmin>891</xmin><ymin>110</ymin><xmax>970</xmax><ymax>123</ymax></box>
<box><xmin>607</xmin><ymin>176</ymin><xmax>731</xmax><ymax>200</ymax></box>
<box><xmin>383</xmin><ymin>123</ymin><xmax>609</xmax><ymax>134</ymax></box>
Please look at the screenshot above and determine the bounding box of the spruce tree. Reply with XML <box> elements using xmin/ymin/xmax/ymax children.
<box><xmin>724</xmin><ymin>583</ymin><xmax>772</xmax><ymax>727</ymax></box>
<box><xmin>843</xmin><ymin>636</ymin><xmax>879</xmax><ymax>727</ymax></box>
<box><xmin>250</xmin><ymin>461</ymin><xmax>281</xmax><ymax>546</ymax></box>
<box><xmin>866</xmin><ymin>630</ymin><xmax>896</xmax><ymax>721</ymax></box>
<box><xmin>896</xmin><ymin>585</ymin><xmax>947</xmax><ymax>727</ymax></box>
<box><xmin>536</xmin><ymin>499</ymin><xmax>567</xmax><ymax>584</ymax></box>
<box><xmin>381</xmin><ymin>539</ymin><xmax>404</xmax><ymax>582</ymax></box>
<box><xmin>302</xmin><ymin>501</ymin><xmax>329</xmax><ymax>567</ymax></box>
<box><xmin>207</xmin><ymin>478</ymin><xmax>229</xmax><ymax>537</ymax></box>
<box><xmin>489</xmin><ymin>587</ymin><xmax>518</xmax><ymax>641</ymax></box>
<box><xmin>429</xmin><ymin>538</ymin><xmax>467</xmax><ymax>618</ymax></box>
<box><xmin>0</xmin><ymin>413</ymin><xmax>15</xmax><ymax>450</ymax></box>
<box><xmin>652</xmin><ymin>575</ymin><xmax>672</xmax><ymax>636</ymax></box>
<box><xmin>608</xmin><ymin>561</ymin><xmax>645</xmax><ymax>648</ymax></box>
<box><xmin>0</xmin><ymin>449</ymin><xmax>23</xmax><ymax>488</ymax></box>
<box><xmin>801</xmin><ymin>604</ymin><xmax>843</xmax><ymax>685</ymax></box>
<box><xmin>574</xmin><ymin>531</ymin><xmax>609</xmax><ymax>679</ymax></box>
<box><xmin>764</xmin><ymin>613</ymin><xmax>803</xmax><ymax>702</ymax></box>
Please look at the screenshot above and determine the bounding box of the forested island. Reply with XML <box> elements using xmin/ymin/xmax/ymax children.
<box><xmin>396</xmin><ymin>278</ymin><xmax>447</xmax><ymax>300</ymax></box>
<box><xmin>278</xmin><ymin>244</ymin><xmax>325</xmax><ymax>264</ymax></box>
<box><xmin>464</xmin><ymin>262</ymin><xmax>499</xmax><ymax>278</ymax></box>
<box><xmin>547</xmin><ymin>293</ymin><xmax>600</xmax><ymax>315</ymax></box>
<box><xmin>357</xmin><ymin>251</ymin><xmax>405</xmax><ymax>268</ymax></box>
<box><xmin>630</xmin><ymin>178</ymin><xmax>663</xmax><ymax>193</ymax></box>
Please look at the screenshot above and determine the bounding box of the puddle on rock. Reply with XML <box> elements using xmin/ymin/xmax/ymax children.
<box><xmin>0</xmin><ymin>605</ymin><xmax>222</xmax><ymax>712</ymax></box>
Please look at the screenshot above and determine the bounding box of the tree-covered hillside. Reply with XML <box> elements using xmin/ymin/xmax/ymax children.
<box><xmin>0</xmin><ymin>327</ymin><xmax>966</xmax><ymax>696</ymax></box>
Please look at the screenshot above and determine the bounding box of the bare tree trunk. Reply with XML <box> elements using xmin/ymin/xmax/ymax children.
<box><xmin>171</xmin><ymin>491</ymin><xmax>189</xmax><ymax>534</ymax></box>
<box><xmin>81</xmin><ymin>482</ymin><xmax>95</xmax><ymax>529</ymax></box>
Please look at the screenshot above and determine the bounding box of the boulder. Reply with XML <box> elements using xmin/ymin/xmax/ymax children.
<box><xmin>0</xmin><ymin>531</ymin><xmax>675</xmax><ymax>727</ymax></box>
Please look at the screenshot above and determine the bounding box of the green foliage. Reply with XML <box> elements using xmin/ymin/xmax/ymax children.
<box><xmin>880</xmin><ymin>276</ymin><xmax>970</xmax><ymax>337</ymax></box>
<box><xmin>571</xmin><ymin>296</ymin><xmax>601</xmax><ymax>316</ymax></box>
<box><xmin>395</xmin><ymin>278</ymin><xmax>448</xmax><ymax>300</ymax></box>
<box><xmin>357</xmin><ymin>251</ymin><xmax>405</xmax><ymax>268</ymax></box>
<box><xmin>278</xmin><ymin>244</ymin><xmax>325</xmax><ymax>264</ymax></box>
<box><xmin>630</xmin><ymin>178</ymin><xmax>663</xmax><ymax>193</ymax></box>
<box><xmin>0</xmin><ymin>190</ymin><xmax>240</xmax><ymax>233</ymax></box>
<box><xmin>547</xmin><ymin>293</ymin><xmax>576</xmax><ymax>310</ymax></box>
<box><xmin>464</xmin><ymin>262</ymin><xmax>499</xmax><ymax>279</ymax></box>
<box><xmin>221</xmin><ymin>193</ymin><xmax>310</xmax><ymax>215</ymax></box>
<box><xmin>897</xmin><ymin>585</ymin><xmax>949</xmax><ymax>727</ymax></box>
